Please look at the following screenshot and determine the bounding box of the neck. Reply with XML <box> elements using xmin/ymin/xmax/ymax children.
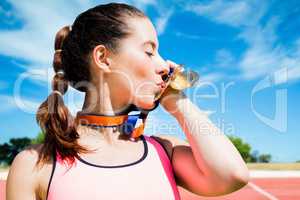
<box><xmin>81</xmin><ymin>81</ymin><xmax>132</xmax><ymax>115</ymax></box>
<box><xmin>76</xmin><ymin>124</ymin><xmax>125</xmax><ymax>147</ymax></box>
<box><xmin>78</xmin><ymin>87</ymin><xmax>133</xmax><ymax>145</ymax></box>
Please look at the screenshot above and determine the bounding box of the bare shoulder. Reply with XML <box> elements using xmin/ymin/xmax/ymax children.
<box><xmin>9</xmin><ymin>144</ymin><xmax>44</xmax><ymax>172</ymax></box>
<box><xmin>152</xmin><ymin>134</ymin><xmax>189</xmax><ymax>146</ymax></box>
<box><xmin>7</xmin><ymin>143</ymin><xmax>44</xmax><ymax>181</ymax></box>
<box><xmin>6</xmin><ymin>144</ymin><xmax>46</xmax><ymax>199</ymax></box>
<box><xmin>150</xmin><ymin>134</ymin><xmax>190</xmax><ymax>160</ymax></box>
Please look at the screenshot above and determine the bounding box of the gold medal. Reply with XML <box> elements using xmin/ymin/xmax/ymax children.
<box><xmin>154</xmin><ymin>64</ymin><xmax>199</xmax><ymax>101</ymax></box>
<box><xmin>169</xmin><ymin>65</ymin><xmax>199</xmax><ymax>90</ymax></box>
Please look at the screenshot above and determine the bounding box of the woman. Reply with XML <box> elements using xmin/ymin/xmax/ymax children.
<box><xmin>6</xmin><ymin>3</ymin><xmax>249</xmax><ymax>200</ymax></box>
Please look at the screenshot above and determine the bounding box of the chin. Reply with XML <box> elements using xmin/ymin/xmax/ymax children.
<box><xmin>134</xmin><ymin>96</ymin><xmax>156</xmax><ymax>110</ymax></box>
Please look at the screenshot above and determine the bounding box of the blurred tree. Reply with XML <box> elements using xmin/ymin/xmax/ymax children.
<box><xmin>250</xmin><ymin>150</ymin><xmax>259</xmax><ymax>163</ymax></box>
<box><xmin>0</xmin><ymin>137</ymin><xmax>31</xmax><ymax>165</ymax></box>
<box><xmin>228</xmin><ymin>135</ymin><xmax>252</xmax><ymax>162</ymax></box>
<box><xmin>0</xmin><ymin>143</ymin><xmax>11</xmax><ymax>166</ymax></box>
<box><xmin>0</xmin><ymin>132</ymin><xmax>46</xmax><ymax>166</ymax></box>
<box><xmin>31</xmin><ymin>131</ymin><xmax>45</xmax><ymax>144</ymax></box>
<box><xmin>258</xmin><ymin>154</ymin><xmax>272</xmax><ymax>163</ymax></box>
<box><xmin>228</xmin><ymin>135</ymin><xmax>272</xmax><ymax>163</ymax></box>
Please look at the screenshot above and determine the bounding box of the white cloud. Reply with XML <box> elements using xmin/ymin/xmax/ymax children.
<box><xmin>0</xmin><ymin>0</ymin><xmax>165</xmax><ymax>85</ymax></box>
<box><xmin>155</xmin><ymin>9</ymin><xmax>173</xmax><ymax>35</ymax></box>
<box><xmin>0</xmin><ymin>94</ymin><xmax>40</xmax><ymax>113</ymax></box>
<box><xmin>286</xmin><ymin>66</ymin><xmax>300</xmax><ymax>83</ymax></box>
<box><xmin>12</xmin><ymin>64</ymin><xmax>53</xmax><ymax>88</ymax></box>
<box><xmin>174</xmin><ymin>31</ymin><xmax>218</xmax><ymax>41</ymax></box>
<box><xmin>0</xmin><ymin>1</ymin><xmax>88</xmax><ymax>66</ymax></box>
<box><xmin>185</xmin><ymin>0</ymin><xmax>300</xmax><ymax>84</ymax></box>
<box><xmin>185</xmin><ymin>0</ymin><xmax>266</xmax><ymax>27</ymax></box>
<box><xmin>0</xmin><ymin>0</ymin><xmax>168</xmax><ymax>115</ymax></box>
<box><xmin>130</xmin><ymin>0</ymin><xmax>156</xmax><ymax>10</ymax></box>
<box><xmin>215</xmin><ymin>49</ymin><xmax>235</xmax><ymax>68</ymax></box>
<box><xmin>0</xmin><ymin>95</ymin><xmax>16</xmax><ymax>112</ymax></box>
<box><xmin>0</xmin><ymin>86</ymin><xmax>85</xmax><ymax>115</ymax></box>
<box><xmin>197</xmin><ymin>72</ymin><xmax>225</xmax><ymax>83</ymax></box>
<box><xmin>238</xmin><ymin>18</ymin><xmax>300</xmax><ymax>83</ymax></box>
<box><xmin>127</xmin><ymin>0</ymin><xmax>174</xmax><ymax>36</ymax></box>
<box><xmin>0</xmin><ymin>0</ymin><xmax>174</xmax><ymax>121</ymax></box>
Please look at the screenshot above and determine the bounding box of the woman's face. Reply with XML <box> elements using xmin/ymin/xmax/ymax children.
<box><xmin>105</xmin><ymin>17</ymin><xmax>169</xmax><ymax>111</ymax></box>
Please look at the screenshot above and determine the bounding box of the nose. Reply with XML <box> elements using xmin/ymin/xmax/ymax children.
<box><xmin>155</xmin><ymin>54</ymin><xmax>170</xmax><ymax>81</ymax></box>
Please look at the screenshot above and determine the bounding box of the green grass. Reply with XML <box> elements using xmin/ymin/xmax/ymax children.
<box><xmin>0</xmin><ymin>166</ymin><xmax>9</xmax><ymax>172</ymax></box>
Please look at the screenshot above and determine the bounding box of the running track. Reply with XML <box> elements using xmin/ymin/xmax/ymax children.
<box><xmin>1</xmin><ymin>172</ymin><xmax>299</xmax><ymax>200</ymax></box>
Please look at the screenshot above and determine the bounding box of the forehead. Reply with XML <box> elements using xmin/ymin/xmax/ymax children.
<box><xmin>123</xmin><ymin>17</ymin><xmax>159</xmax><ymax>48</ymax></box>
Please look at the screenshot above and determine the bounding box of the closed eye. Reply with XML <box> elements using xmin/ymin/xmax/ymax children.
<box><xmin>145</xmin><ymin>52</ymin><xmax>154</xmax><ymax>57</ymax></box>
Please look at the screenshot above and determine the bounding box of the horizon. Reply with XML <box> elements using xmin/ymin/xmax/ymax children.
<box><xmin>0</xmin><ymin>0</ymin><xmax>299</xmax><ymax>162</ymax></box>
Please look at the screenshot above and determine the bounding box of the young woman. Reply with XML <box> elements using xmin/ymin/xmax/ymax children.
<box><xmin>6</xmin><ymin>3</ymin><xmax>249</xmax><ymax>200</ymax></box>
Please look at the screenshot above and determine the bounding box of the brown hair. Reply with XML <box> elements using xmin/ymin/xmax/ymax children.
<box><xmin>35</xmin><ymin>3</ymin><xmax>146</xmax><ymax>167</ymax></box>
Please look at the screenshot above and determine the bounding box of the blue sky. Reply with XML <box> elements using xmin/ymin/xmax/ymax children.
<box><xmin>0</xmin><ymin>0</ymin><xmax>299</xmax><ymax>162</ymax></box>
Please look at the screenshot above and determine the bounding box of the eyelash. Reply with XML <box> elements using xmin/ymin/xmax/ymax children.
<box><xmin>146</xmin><ymin>52</ymin><xmax>154</xmax><ymax>57</ymax></box>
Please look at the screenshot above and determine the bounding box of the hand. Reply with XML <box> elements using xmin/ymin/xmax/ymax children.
<box><xmin>159</xmin><ymin>60</ymin><xmax>187</xmax><ymax>115</ymax></box>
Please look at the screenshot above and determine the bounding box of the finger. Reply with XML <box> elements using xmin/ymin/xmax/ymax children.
<box><xmin>166</xmin><ymin>59</ymin><xmax>180</xmax><ymax>69</ymax></box>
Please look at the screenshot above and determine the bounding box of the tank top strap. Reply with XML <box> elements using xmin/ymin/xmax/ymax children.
<box><xmin>46</xmin><ymin>149</ymin><xmax>80</xmax><ymax>200</ymax></box>
<box><xmin>46</xmin><ymin>149</ymin><xmax>57</xmax><ymax>200</ymax></box>
<box><xmin>144</xmin><ymin>135</ymin><xmax>181</xmax><ymax>200</ymax></box>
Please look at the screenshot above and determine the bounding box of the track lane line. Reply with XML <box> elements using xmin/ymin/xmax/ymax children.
<box><xmin>248</xmin><ymin>181</ymin><xmax>279</xmax><ymax>200</ymax></box>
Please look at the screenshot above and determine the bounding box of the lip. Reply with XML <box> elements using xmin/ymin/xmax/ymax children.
<box><xmin>154</xmin><ymin>82</ymin><xmax>166</xmax><ymax>101</ymax></box>
<box><xmin>156</xmin><ymin>82</ymin><xmax>166</xmax><ymax>90</ymax></box>
<box><xmin>154</xmin><ymin>82</ymin><xmax>164</xmax><ymax>97</ymax></box>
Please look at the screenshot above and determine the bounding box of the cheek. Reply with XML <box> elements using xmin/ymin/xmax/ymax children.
<box><xmin>129</xmin><ymin>51</ymin><xmax>155</xmax><ymax>79</ymax></box>
<box><xmin>117</xmin><ymin>50</ymin><xmax>157</xmax><ymax>99</ymax></box>
<box><xmin>132</xmin><ymin>57</ymin><xmax>156</xmax><ymax>93</ymax></box>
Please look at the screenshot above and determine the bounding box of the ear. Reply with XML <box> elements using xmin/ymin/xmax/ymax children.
<box><xmin>92</xmin><ymin>45</ymin><xmax>112</xmax><ymax>73</ymax></box>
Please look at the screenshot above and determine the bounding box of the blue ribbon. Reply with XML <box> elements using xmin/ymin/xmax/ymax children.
<box><xmin>121</xmin><ymin>114</ymin><xmax>140</xmax><ymax>136</ymax></box>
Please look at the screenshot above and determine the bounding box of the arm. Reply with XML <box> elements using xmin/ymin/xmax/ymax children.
<box><xmin>6</xmin><ymin>146</ymin><xmax>41</xmax><ymax>200</ymax></box>
<box><xmin>159</xmin><ymin>68</ymin><xmax>249</xmax><ymax>196</ymax></box>
<box><xmin>159</xmin><ymin>93</ymin><xmax>249</xmax><ymax>196</ymax></box>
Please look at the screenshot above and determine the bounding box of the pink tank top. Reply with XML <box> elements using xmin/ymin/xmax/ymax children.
<box><xmin>46</xmin><ymin>135</ymin><xmax>181</xmax><ymax>200</ymax></box>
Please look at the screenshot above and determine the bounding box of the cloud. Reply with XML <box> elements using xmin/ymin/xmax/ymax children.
<box><xmin>174</xmin><ymin>31</ymin><xmax>218</xmax><ymax>41</ymax></box>
<box><xmin>286</xmin><ymin>66</ymin><xmax>300</xmax><ymax>83</ymax></box>
<box><xmin>238</xmin><ymin>17</ymin><xmax>282</xmax><ymax>79</ymax></box>
<box><xmin>0</xmin><ymin>0</ymin><xmax>166</xmax><ymax>86</ymax></box>
<box><xmin>197</xmin><ymin>72</ymin><xmax>225</xmax><ymax>83</ymax></box>
<box><xmin>238</xmin><ymin>18</ymin><xmax>300</xmax><ymax>83</ymax></box>
<box><xmin>185</xmin><ymin>0</ymin><xmax>266</xmax><ymax>27</ymax></box>
<box><xmin>0</xmin><ymin>86</ymin><xmax>85</xmax><ymax>115</ymax></box>
<box><xmin>0</xmin><ymin>1</ymin><xmax>164</xmax><ymax>116</ymax></box>
<box><xmin>0</xmin><ymin>1</ymin><xmax>87</xmax><ymax>66</ymax></box>
<box><xmin>214</xmin><ymin>49</ymin><xmax>235</xmax><ymax>68</ymax></box>
<box><xmin>0</xmin><ymin>1</ymin><xmax>167</xmax><ymax>117</ymax></box>
<box><xmin>0</xmin><ymin>94</ymin><xmax>40</xmax><ymax>113</ymax></box>
<box><xmin>130</xmin><ymin>0</ymin><xmax>157</xmax><ymax>10</ymax></box>
<box><xmin>155</xmin><ymin>9</ymin><xmax>173</xmax><ymax>35</ymax></box>
<box><xmin>0</xmin><ymin>95</ymin><xmax>16</xmax><ymax>112</ymax></box>
<box><xmin>12</xmin><ymin>64</ymin><xmax>53</xmax><ymax>88</ymax></box>
<box><xmin>185</xmin><ymin>0</ymin><xmax>300</xmax><ymax>84</ymax></box>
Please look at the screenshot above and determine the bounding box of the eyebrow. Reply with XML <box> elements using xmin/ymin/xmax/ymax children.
<box><xmin>143</xmin><ymin>40</ymin><xmax>158</xmax><ymax>50</ymax></box>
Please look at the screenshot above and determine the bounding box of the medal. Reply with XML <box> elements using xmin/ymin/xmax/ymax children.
<box><xmin>154</xmin><ymin>64</ymin><xmax>199</xmax><ymax>101</ymax></box>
